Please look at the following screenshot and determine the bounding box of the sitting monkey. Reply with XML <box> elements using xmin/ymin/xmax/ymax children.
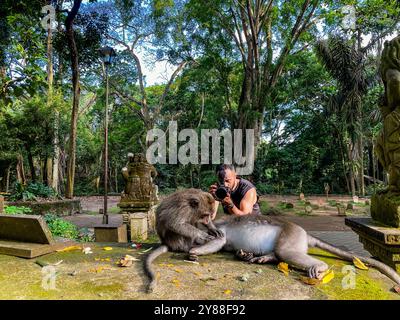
<box><xmin>144</xmin><ymin>188</ymin><xmax>223</xmax><ymax>292</ymax></box>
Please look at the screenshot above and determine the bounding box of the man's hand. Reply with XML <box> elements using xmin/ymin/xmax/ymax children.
<box><xmin>221</xmin><ymin>193</ymin><xmax>234</xmax><ymax>208</ymax></box>
<box><xmin>209</xmin><ymin>184</ymin><xmax>218</xmax><ymax>200</ymax></box>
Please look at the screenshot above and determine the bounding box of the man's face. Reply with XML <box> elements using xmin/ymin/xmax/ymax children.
<box><xmin>221</xmin><ymin>169</ymin><xmax>237</xmax><ymax>189</ymax></box>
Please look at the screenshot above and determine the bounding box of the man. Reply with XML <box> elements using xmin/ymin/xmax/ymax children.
<box><xmin>209</xmin><ymin>164</ymin><xmax>260</xmax><ymax>220</ymax></box>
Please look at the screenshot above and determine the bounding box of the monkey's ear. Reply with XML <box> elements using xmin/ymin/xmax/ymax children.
<box><xmin>189</xmin><ymin>197</ymin><xmax>200</xmax><ymax>208</ymax></box>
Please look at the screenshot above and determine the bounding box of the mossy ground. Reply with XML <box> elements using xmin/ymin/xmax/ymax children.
<box><xmin>0</xmin><ymin>243</ymin><xmax>399</xmax><ymax>300</ymax></box>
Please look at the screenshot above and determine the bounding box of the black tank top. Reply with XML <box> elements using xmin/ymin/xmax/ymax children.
<box><xmin>223</xmin><ymin>178</ymin><xmax>260</xmax><ymax>215</ymax></box>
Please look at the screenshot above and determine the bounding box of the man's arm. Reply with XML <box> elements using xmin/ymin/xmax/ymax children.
<box><xmin>223</xmin><ymin>188</ymin><xmax>257</xmax><ymax>216</ymax></box>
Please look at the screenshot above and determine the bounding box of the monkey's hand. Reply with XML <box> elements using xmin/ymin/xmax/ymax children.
<box><xmin>194</xmin><ymin>231</ymin><xmax>216</xmax><ymax>245</ymax></box>
<box><xmin>208</xmin><ymin>227</ymin><xmax>224</xmax><ymax>238</ymax></box>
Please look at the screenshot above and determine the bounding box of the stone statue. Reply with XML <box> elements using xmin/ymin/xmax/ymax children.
<box><xmin>375</xmin><ymin>35</ymin><xmax>400</xmax><ymax>192</ymax></box>
<box><xmin>120</xmin><ymin>152</ymin><xmax>158</xmax><ymax>204</ymax></box>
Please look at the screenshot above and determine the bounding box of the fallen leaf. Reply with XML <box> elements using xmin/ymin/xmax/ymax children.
<box><xmin>238</xmin><ymin>273</ymin><xmax>250</xmax><ymax>282</ymax></box>
<box><xmin>118</xmin><ymin>255</ymin><xmax>139</xmax><ymax>267</ymax></box>
<box><xmin>223</xmin><ymin>290</ymin><xmax>232</xmax><ymax>295</ymax></box>
<box><xmin>255</xmin><ymin>269</ymin><xmax>263</xmax><ymax>274</ymax></box>
<box><xmin>174</xmin><ymin>268</ymin><xmax>183</xmax><ymax>273</ymax></box>
<box><xmin>172</xmin><ymin>279</ymin><xmax>180</xmax><ymax>287</ymax></box>
<box><xmin>103</xmin><ymin>247</ymin><xmax>113</xmax><ymax>251</ymax></box>
<box><xmin>138</xmin><ymin>247</ymin><xmax>153</xmax><ymax>254</ymax></box>
<box><xmin>88</xmin><ymin>266</ymin><xmax>112</xmax><ymax>273</ymax></box>
<box><xmin>119</xmin><ymin>259</ymin><xmax>133</xmax><ymax>267</ymax></box>
<box><xmin>166</xmin><ymin>264</ymin><xmax>174</xmax><ymax>268</ymax></box>
<box><xmin>200</xmin><ymin>276</ymin><xmax>217</xmax><ymax>282</ymax></box>
<box><xmin>159</xmin><ymin>263</ymin><xmax>167</xmax><ymax>267</ymax></box>
<box><xmin>56</xmin><ymin>245</ymin><xmax>82</xmax><ymax>252</ymax></box>
<box><xmin>82</xmin><ymin>247</ymin><xmax>93</xmax><ymax>254</ymax></box>
<box><xmin>277</xmin><ymin>262</ymin><xmax>289</xmax><ymax>276</ymax></box>
<box><xmin>321</xmin><ymin>270</ymin><xmax>335</xmax><ymax>284</ymax></box>
<box><xmin>300</xmin><ymin>276</ymin><xmax>321</xmax><ymax>285</ymax></box>
<box><xmin>193</xmin><ymin>272</ymin><xmax>202</xmax><ymax>277</ymax></box>
<box><xmin>353</xmin><ymin>257</ymin><xmax>369</xmax><ymax>270</ymax></box>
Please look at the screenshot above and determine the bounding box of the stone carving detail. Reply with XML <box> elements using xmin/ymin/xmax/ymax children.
<box><xmin>386</xmin><ymin>234</ymin><xmax>400</xmax><ymax>245</ymax></box>
<box><xmin>120</xmin><ymin>153</ymin><xmax>158</xmax><ymax>204</ymax></box>
<box><xmin>375</xmin><ymin>36</ymin><xmax>400</xmax><ymax>192</ymax></box>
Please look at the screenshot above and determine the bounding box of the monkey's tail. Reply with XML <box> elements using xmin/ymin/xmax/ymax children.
<box><xmin>308</xmin><ymin>235</ymin><xmax>400</xmax><ymax>285</ymax></box>
<box><xmin>143</xmin><ymin>244</ymin><xmax>169</xmax><ymax>293</ymax></box>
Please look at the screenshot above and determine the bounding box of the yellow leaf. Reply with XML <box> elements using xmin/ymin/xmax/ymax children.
<box><xmin>103</xmin><ymin>247</ymin><xmax>113</xmax><ymax>251</ymax></box>
<box><xmin>193</xmin><ymin>272</ymin><xmax>202</xmax><ymax>277</ymax></box>
<box><xmin>353</xmin><ymin>257</ymin><xmax>368</xmax><ymax>270</ymax></box>
<box><xmin>321</xmin><ymin>270</ymin><xmax>334</xmax><ymax>284</ymax></box>
<box><xmin>224</xmin><ymin>290</ymin><xmax>232</xmax><ymax>295</ymax></box>
<box><xmin>300</xmin><ymin>276</ymin><xmax>321</xmax><ymax>285</ymax></box>
<box><xmin>174</xmin><ymin>268</ymin><xmax>183</xmax><ymax>273</ymax></box>
<box><xmin>56</xmin><ymin>245</ymin><xmax>82</xmax><ymax>252</ymax></box>
<box><xmin>171</xmin><ymin>279</ymin><xmax>180</xmax><ymax>287</ymax></box>
<box><xmin>277</xmin><ymin>262</ymin><xmax>289</xmax><ymax>276</ymax></box>
<box><xmin>166</xmin><ymin>264</ymin><xmax>174</xmax><ymax>267</ymax></box>
<box><xmin>159</xmin><ymin>263</ymin><xmax>166</xmax><ymax>267</ymax></box>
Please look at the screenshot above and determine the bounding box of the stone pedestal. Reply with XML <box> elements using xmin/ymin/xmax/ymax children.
<box><xmin>94</xmin><ymin>224</ymin><xmax>127</xmax><ymax>243</ymax></box>
<box><xmin>122</xmin><ymin>212</ymin><xmax>148</xmax><ymax>241</ymax></box>
<box><xmin>345</xmin><ymin>217</ymin><xmax>400</xmax><ymax>272</ymax></box>
<box><xmin>371</xmin><ymin>193</ymin><xmax>400</xmax><ymax>228</ymax></box>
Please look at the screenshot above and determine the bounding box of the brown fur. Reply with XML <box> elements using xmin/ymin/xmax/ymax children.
<box><xmin>144</xmin><ymin>188</ymin><xmax>222</xmax><ymax>292</ymax></box>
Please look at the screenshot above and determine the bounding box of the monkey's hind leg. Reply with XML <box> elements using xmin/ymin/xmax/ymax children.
<box><xmin>278</xmin><ymin>251</ymin><xmax>328</xmax><ymax>279</ymax></box>
<box><xmin>275</xmin><ymin>224</ymin><xmax>328</xmax><ymax>279</ymax></box>
<box><xmin>236</xmin><ymin>249</ymin><xmax>277</xmax><ymax>264</ymax></box>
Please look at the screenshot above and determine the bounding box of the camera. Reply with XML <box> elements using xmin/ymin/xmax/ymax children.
<box><xmin>215</xmin><ymin>185</ymin><xmax>231</xmax><ymax>201</ymax></box>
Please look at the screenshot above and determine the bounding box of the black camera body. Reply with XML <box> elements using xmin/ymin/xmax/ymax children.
<box><xmin>215</xmin><ymin>185</ymin><xmax>231</xmax><ymax>201</ymax></box>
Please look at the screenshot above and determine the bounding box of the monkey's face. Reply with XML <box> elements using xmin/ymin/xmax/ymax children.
<box><xmin>188</xmin><ymin>192</ymin><xmax>216</xmax><ymax>224</ymax></box>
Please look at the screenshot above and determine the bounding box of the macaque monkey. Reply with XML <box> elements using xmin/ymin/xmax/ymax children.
<box><xmin>189</xmin><ymin>215</ymin><xmax>400</xmax><ymax>286</ymax></box>
<box><xmin>144</xmin><ymin>189</ymin><xmax>223</xmax><ymax>292</ymax></box>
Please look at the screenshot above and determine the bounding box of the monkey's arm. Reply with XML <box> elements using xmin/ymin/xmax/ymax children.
<box><xmin>189</xmin><ymin>236</ymin><xmax>226</xmax><ymax>256</ymax></box>
<box><xmin>169</xmin><ymin>222</ymin><xmax>215</xmax><ymax>244</ymax></box>
<box><xmin>204</xmin><ymin>218</ymin><xmax>224</xmax><ymax>238</ymax></box>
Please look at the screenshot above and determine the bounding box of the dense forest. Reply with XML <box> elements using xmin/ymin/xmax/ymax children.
<box><xmin>0</xmin><ymin>0</ymin><xmax>399</xmax><ymax>198</ymax></box>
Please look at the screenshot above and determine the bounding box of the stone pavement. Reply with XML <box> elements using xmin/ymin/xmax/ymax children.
<box><xmin>308</xmin><ymin>231</ymin><xmax>368</xmax><ymax>257</ymax></box>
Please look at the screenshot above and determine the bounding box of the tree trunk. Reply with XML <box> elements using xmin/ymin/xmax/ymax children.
<box><xmin>5</xmin><ymin>165</ymin><xmax>11</xmax><ymax>192</ymax></box>
<box><xmin>347</xmin><ymin>144</ymin><xmax>356</xmax><ymax>196</ymax></box>
<box><xmin>65</xmin><ymin>0</ymin><xmax>82</xmax><ymax>199</ymax></box>
<box><xmin>25</xmin><ymin>145</ymin><xmax>36</xmax><ymax>182</ymax></box>
<box><xmin>16</xmin><ymin>154</ymin><xmax>26</xmax><ymax>185</ymax></box>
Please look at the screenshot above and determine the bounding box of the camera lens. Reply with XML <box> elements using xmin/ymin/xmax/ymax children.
<box><xmin>215</xmin><ymin>186</ymin><xmax>229</xmax><ymax>200</ymax></box>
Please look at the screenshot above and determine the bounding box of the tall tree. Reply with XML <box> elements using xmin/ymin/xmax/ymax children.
<box><xmin>65</xmin><ymin>0</ymin><xmax>82</xmax><ymax>198</ymax></box>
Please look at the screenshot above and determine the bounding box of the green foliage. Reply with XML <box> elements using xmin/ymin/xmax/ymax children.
<box><xmin>4</xmin><ymin>205</ymin><xmax>32</xmax><ymax>214</ymax></box>
<box><xmin>9</xmin><ymin>182</ymin><xmax>56</xmax><ymax>201</ymax></box>
<box><xmin>43</xmin><ymin>213</ymin><xmax>80</xmax><ymax>240</ymax></box>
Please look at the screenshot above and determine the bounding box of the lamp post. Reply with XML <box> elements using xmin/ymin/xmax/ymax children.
<box><xmin>99</xmin><ymin>46</ymin><xmax>116</xmax><ymax>225</ymax></box>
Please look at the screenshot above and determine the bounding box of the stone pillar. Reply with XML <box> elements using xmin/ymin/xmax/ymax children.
<box><xmin>346</xmin><ymin>35</ymin><xmax>400</xmax><ymax>273</ymax></box>
<box><xmin>118</xmin><ymin>153</ymin><xmax>159</xmax><ymax>242</ymax></box>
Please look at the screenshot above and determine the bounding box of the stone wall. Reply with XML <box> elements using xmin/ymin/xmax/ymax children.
<box><xmin>5</xmin><ymin>199</ymin><xmax>81</xmax><ymax>216</ymax></box>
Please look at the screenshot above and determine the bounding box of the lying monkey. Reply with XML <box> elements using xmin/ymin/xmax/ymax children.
<box><xmin>144</xmin><ymin>189</ymin><xmax>223</xmax><ymax>292</ymax></box>
<box><xmin>189</xmin><ymin>214</ymin><xmax>400</xmax><ymax>286</ymax></box>
<box><xmin>145</xmin><ymin>213</ymin><xmax>400</xmax><ymax>292</ymax></box>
